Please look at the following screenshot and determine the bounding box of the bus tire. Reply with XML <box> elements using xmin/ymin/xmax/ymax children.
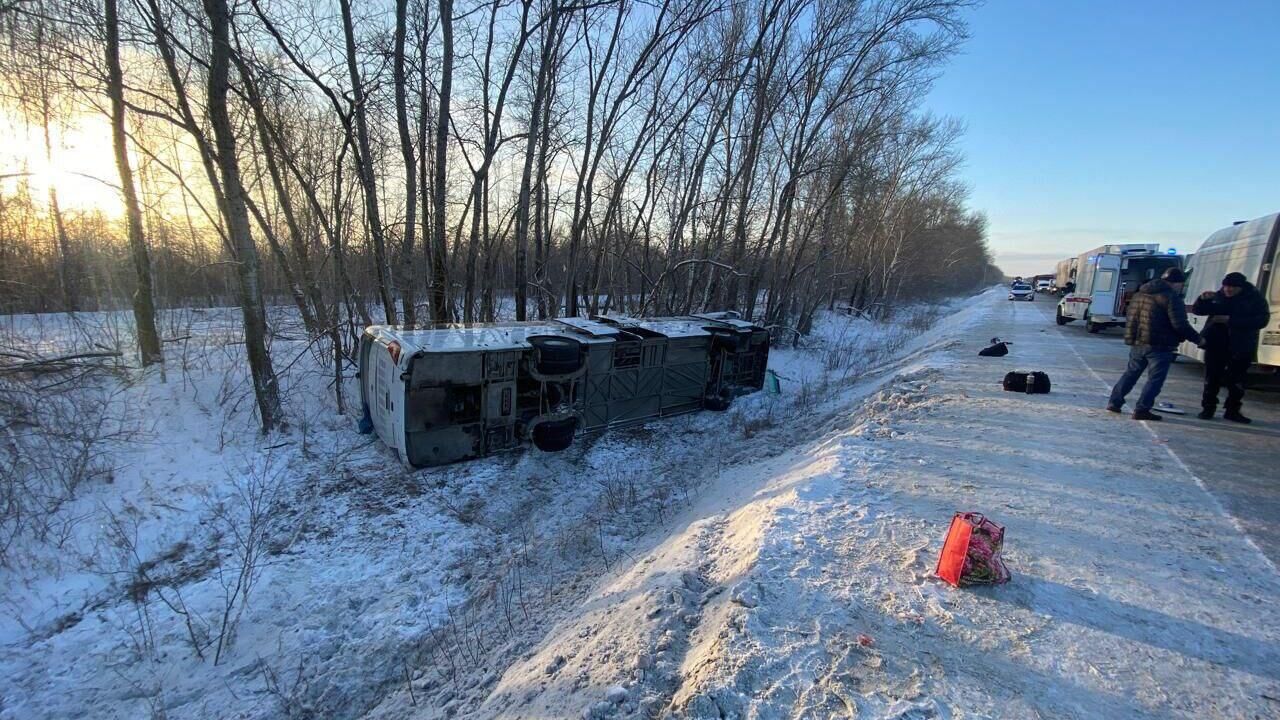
<box><xmin>1086</xmin><ymin>319</ymin><xmax>1101</xmax><ymax>334</ymax></box>
<box><xmin>532</xmin><ymin>417</ymin><xmax>577</xmax><ymax>452</ymax></box>
<box><xmin>528</xmin><ymin>336</ymin><xmax>583</xmax><ymax>375</ymax></box>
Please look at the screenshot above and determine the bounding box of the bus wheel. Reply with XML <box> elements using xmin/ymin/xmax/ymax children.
<box><xmin>1086</xmin><ymin>320</ymin><xmax>1101</xmax><ymax>334</ymax></box>
<box><xmin>528</xmin><ymin>336</ymin><xmax>584</xmax><ymax>375</ymax></box>
<box><xmin>532</xmin><ymin>417</ymin><xmax>578</xmax><ymax>452</ymax></box>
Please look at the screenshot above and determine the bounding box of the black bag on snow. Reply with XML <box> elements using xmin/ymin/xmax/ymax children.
<box><xmin>978</xmin><ymin>338</ymin><xmax>1010</xmax><ymax>357</ymax></box>
<box><xmin>1002</xmin><ymin>370</ymin><xmax>1051</xmax><ymax>394</ymax></box>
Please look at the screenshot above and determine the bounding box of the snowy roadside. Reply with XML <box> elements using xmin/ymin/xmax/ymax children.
<box><xmin>432</xmin><ymin>288</ymin><xmax>1280</xmax><ymax>719</ymax></box>
<box><xmin>1</xmin><ymin>298</ymin><xmax>962</xmax><ymax>719</ymax></box>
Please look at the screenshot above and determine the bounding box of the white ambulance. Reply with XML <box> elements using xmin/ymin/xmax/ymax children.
<box><xmin>1056</xmin><ymin>244</ymin><xmax>1184</xmax><ymax>333</ymax></box>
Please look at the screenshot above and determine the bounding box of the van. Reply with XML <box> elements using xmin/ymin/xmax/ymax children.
<box><xmin>358</xmin><ymin>313</ymin><xmax>770</xmax><ymax>467</ymax></box>
<box><xmin>1178</xmin><ymin>213</ymin><xmax>1280</xmax><ymax>369</ymax></box>
<box><xmin>1056</xmin><ymin>244</ymin><xmax>1183</xmax><ymax>333</ymax></box>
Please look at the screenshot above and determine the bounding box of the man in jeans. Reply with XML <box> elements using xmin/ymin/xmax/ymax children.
<box><xmin>1107</xmin><ymin>267</ymin><xmax>1202</xmax><ymax>421</ymax></box>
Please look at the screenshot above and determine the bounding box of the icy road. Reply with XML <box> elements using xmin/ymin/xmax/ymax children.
<box><xmin>417</xmin><ymin>288</ymin><xmax>1280</xmax><ymax>720</ymax></box>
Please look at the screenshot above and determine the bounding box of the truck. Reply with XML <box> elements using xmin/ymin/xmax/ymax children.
<box><xmin>1178</xmin><ymin>212</ymin><xmax>1280</xmax><ymax>369</ymax></box>
<box><xmin>1032</xmin><ymin>274</ymin><xmax>1054</xmax><ymax>293</ymax></box>
<box><xmin>358</xmin><ymin>312</ymin><xmax>770</xmax><ymax>467</ymax></box>
<box><xmin>1053</xmin><ymin>257</ymin><xmax>1078</xmax><ymax>294</ymax></box>
<box><xmin>1056</xmin><ymin>244</ymin><xmax>1184</xmax><ymax>333</ymax></box>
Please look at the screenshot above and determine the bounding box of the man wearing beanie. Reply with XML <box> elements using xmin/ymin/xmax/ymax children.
<box><xmin>1192</xmin><ymin>271</ymin><xmax>1272</xmax><ymax>422</ymax></box>
<box><xmin>1108</xmin><ymin>267</ymin><xmax>1202</xmax><ymax>420</ymax></box>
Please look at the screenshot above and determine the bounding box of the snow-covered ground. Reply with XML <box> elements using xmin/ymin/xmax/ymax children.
<box><xmin>5</xmin><ymin>289</ymin><xmax>1277</xmax><ymax>719</ymax></box>
<box><xmin>0</xmin><ymin>298</ymin><xmax>942</xmax><ymax>719</ymax></box>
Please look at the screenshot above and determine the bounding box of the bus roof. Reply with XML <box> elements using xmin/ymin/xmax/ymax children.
<box><xmin>1199</xmin><ymin>213</ymin><xmax>1280</xmax><ymax>254</ymax></box>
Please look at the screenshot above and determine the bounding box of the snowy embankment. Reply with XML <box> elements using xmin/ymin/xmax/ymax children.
<box><xmin>383</xmin><ymin>287</ymin><xmax>1278</xmax><ymax>720</ymax></box>
<box><xmin>1</xmin><ymin>297</ymin><xmax>952</xmax><ymax>719</ymax></box>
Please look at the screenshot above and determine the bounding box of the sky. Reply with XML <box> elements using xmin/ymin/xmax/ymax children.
<box><xmin>926</xmin><ymin>0</ymin><xmax>1280</xmax><ymax>277</ymax></box>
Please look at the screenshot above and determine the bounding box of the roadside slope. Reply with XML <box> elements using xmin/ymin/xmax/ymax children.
<box><xmin>467</xmin><ymin>290</ymin><xmax>1280</xmax><ymax>719</ymax></box>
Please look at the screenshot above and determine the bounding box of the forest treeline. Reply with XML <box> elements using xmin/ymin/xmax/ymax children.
<box><xmin>0</xmin><ymin>0</ymin><xmax>998</xmax><ymax>431</ymax></box>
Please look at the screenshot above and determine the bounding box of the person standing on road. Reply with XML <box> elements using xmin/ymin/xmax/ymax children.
<box><xmin>1192</xmin><ymin>272</ymin><xmax>1272</xmax><ymax>423</ymax></box>
<box><xmin>1107</xmin><ymin>267</ymin><xmax>1202</xmax><ymax>421</ymax></box>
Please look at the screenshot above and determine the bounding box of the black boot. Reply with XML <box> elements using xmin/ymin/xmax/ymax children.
<box><xmin>1223</xmin><ymin>410</ymin><xmax>1252</xmax><ymax>424</ymax></box>
<box><xmin>1197</xmin><ymin>407</ymin><xmax>1215</xmax><ymax>420</ymax></box>
<box><xmin>1132</xmin><ymin>409</ymin><xmax>1163</xmax><ymax>421</ymax></box>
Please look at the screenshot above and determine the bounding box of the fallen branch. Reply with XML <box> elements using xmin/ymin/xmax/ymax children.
<box><xmin>0</xmin><ymin>351</ymin><xmax>124</xmax><ymax>375</ymax></box>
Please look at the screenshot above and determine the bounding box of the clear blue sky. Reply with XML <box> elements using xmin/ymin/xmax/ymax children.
<box><xmin>926</xmin><ymin>0</ymin><xmax>1280</xmax><ymax>277</ymax></box>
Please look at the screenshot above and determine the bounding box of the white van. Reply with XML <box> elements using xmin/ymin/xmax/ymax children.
<box><xmin>1056</xmin><ymin>244</ymin><xmax>1183</xmax><ymax>333</ymax></box>
<box><xmin>1178</xmin><ymin>213</ymin><xmax>1280</xmax><ymax>369</ymax></box>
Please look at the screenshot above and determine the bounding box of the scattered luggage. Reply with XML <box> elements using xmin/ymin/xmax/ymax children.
<box><xmin>1002</xmin><ymin>370</ymin><xmax>1051</xmax><ymax>394</ymax></box>
<box><xmin>936</xmin><ymin>512</ymin><xmax>1012</xmax><ymax>587</ymax></box>
<box><xmin>978</xmin><ymin>337</ymin><xmax>1010</xmax><ymax>357</ymax></box>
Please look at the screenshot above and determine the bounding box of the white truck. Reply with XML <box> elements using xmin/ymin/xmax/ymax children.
<box><xmin>1056</xmin><ymin>244</ymin><xmax>1184</xmax><ymax>333</ymax></box>
<box><xmin>1178</xmin><ymin>212</ymin><xmax>1280</xmax><ymax>369</ymax></box>
<box><xmin>1052</xmin><ymin>257</ymin><xmax>1077</xmax><ymax>294</ymax></box>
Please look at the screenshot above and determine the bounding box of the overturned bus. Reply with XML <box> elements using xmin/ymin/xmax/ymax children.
<box><xmin>357</xmin><ymin>312</ymin><xmax>770</xmax><ymax>467</ymax></box>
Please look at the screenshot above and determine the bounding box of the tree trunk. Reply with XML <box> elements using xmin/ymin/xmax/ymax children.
<box><xmin>204</xmin><ymin>0</ymin><xmax>284</xmax><ymax>432</ymax></box>
<box><xmin>394</xmin><ymin>0</ymin><xmax>418</xmax><ymax>328</ymax></box>
<box><xmin>513</xmin><ymin>1</ymin><xmax>558</xmax><ymax>322</ymax></box>
<box><xmin>105</xmin><ymin>0</ymin><xmax>162</xmax><ymax>365</ymax></box>
<box><xmin>430</xmin><ymin>0</ymin><xmax>453</xmax><ymax>323</ymax></box>
<box><xmin>340</xmin><ymin>0</ymin><xmax>396</xmax><ymax>324</ymax></box>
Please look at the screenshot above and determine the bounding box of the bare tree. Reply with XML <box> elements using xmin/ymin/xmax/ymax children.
<box><xmin>340</xmin><ymin>0</ymin><xmax>396</xmax><ymax>324</ymax></box>
<box><xmin>104</xmin><ymin>0</ymin><xmax>162</xmax><ymax>365</ymax></box>
<box><xmin>429</xmin><ymin>0</ymin><xmax>454</xmax><ymax>323</ymax></box>
<box><xmin>203</xmin><ymin>0</ymin><xmax>284</xmax><ymax>432</ymax></box>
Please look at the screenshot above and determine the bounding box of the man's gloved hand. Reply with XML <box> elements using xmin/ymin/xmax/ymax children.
<box><xmin>1199</xmin><ymin>291</ymin><xmax>1216</xmax><ymax>300</ymax></box>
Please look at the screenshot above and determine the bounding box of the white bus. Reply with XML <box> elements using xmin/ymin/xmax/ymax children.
<box><xmin>1178</xmin><ymin>213</ymin><xmax>1280</xmax><ymax>369</ymax></box>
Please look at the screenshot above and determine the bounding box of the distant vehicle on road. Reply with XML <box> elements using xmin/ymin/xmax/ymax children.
<box><xmin>1034</xmin><ymin>276</ymin><xmax>1053</xmax><ymax>293</ymax></box>
<box><xmin>1178</xmin><ymin>212</ymin><xmax>1280</xmax><ymax>370</ymax></box>
<box><xmin>1053</xmin><ymin>258</ymin><xmax>1078</xmax><ymax>294</ymax></box>
<box><xmin>1009</xmin><ymin>282</ymin><xmax>1035</xmax><ymax>301</ymax></box>
<box><xmin>1057</xmin><ymin>244</ymin><xmax>1183</xmax><ymax>332</ymax></box>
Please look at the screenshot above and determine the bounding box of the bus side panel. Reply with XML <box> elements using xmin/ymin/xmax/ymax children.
<box><xmin>1180</xmin><ymin>219</ymin><xmax>1276</xmax><ymax>363</ymax></box>
<box><xmin>1260</xmin><ymin>234</ymin><xmax>1280</xmax><ymax>368</ymax></box>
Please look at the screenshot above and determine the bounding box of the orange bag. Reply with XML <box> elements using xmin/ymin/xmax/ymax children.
<box><xmin>935</xmin><ymin>512</ymin><xmax>1011</xmax><ymax>587</ymax></box>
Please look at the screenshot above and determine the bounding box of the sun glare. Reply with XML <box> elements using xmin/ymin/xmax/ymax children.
<box><xmin>0</xmin><ymin>109</ymin><xmax>124</xmax><ymax>219</ymax></box>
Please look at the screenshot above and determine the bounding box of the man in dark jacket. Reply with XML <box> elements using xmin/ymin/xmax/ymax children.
<box><xmin>1192</xmin><ymin>272</ymin><xmax>1272</xmax><ymax>423</ymax></box>
<box><xmin>1107</xmin><ymin>267</ymin><xmax>1202</xmax><ymax>420</ymax></box>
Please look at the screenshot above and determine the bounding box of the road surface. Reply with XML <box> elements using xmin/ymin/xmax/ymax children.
<box><xmin>1026</xmin><ymin>293</ymin><xmax>1280</xmax><ymax>568</ymax></box>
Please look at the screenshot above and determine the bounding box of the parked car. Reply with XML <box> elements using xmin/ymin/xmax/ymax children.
<box><xmin>1009</xmin><ymin>282</ymin><xmax>1035</xmax><ymax>301</ymax></box>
